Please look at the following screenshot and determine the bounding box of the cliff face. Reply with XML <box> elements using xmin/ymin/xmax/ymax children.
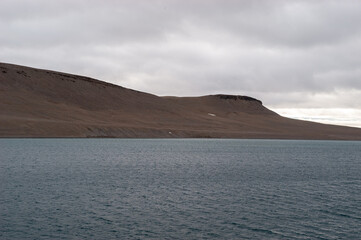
<box><xmin>215</xmin><ymin>94</ymin><xmax>262</xmax><ymax>104</ymax></box>
<box><xmin>1</xmin><ymin>62</ymin><xmax>361</xmax><ymax>139</ymax></box>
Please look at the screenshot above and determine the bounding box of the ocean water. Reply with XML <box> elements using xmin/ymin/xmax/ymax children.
<box><xmin>1</xmin><ymin>139</ymin><xmax>361</xmax><ymax>239</ymax></box>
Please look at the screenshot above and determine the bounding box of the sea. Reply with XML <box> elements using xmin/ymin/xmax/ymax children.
<box><xmin>1</xmin><ymin>139</ymin><xmax>361</xmax><ymax>239</ymax></box>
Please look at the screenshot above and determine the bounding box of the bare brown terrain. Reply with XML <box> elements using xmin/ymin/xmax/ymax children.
<box><xmin>1</xmin><ymin>62</ymin><xmax>361</xmax><ymax>139</ymax></box>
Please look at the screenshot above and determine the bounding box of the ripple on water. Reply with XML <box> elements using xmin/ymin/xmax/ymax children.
<box><xmin>1</xmin><ymin>139</ymin><xmax>361</xmax><ymax>239</ymax></box>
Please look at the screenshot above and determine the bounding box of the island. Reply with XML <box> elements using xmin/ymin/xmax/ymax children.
<box><xmin>1</xmin><ymin>62</ymin><xmax>361</xmax><ymax>140</ymax></box>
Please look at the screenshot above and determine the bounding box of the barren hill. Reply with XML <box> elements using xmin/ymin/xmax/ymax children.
<box><xmin>1</xmin><ymin>62</ymin><xmax>361</xmax><ymax>139</ymax></box>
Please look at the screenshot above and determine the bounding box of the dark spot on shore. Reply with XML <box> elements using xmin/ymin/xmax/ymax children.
<box><xmin>16</xmin><ymin>70</ymin><xmax>29</xmax><ymax>78</ymax></box>
<box><xmin>0</xmin><ymin>67</ymin><xmax>7</xmax><ymax>73</ymax></box>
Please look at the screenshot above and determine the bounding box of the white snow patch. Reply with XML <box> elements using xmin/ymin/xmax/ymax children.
<box><xmin>208</xmin><ymin>113</ymin><xmax>216</xmax><ymax>117</ymax></box>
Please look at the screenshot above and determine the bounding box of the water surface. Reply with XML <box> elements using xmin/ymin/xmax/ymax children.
<box><xmin>1</xmin><ymin>139</ymin><xmax>361</xmax><ymax>239</ymax></box>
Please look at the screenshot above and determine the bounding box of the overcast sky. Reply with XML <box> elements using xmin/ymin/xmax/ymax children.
<box><xmin>1</xmin><ymin>0</ymin><xmax>361</xmax><ymax>127</ymax></box>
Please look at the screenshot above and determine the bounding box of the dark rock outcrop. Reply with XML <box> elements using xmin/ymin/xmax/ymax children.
<box><xmin>214</xmin><ymin>94</ymin><xmax>262</xmax><ymax>104</ymax></box>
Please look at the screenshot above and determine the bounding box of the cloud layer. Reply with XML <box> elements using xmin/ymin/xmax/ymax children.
<box><xmin>1</xmin><ymin>0</ymin><xmax>361</xmax><ymax>126</ymax></box>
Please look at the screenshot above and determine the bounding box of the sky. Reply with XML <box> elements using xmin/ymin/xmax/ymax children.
<box><xmin>1</xmin><ymin>0</ymin><xmax>361</xmax><ymax>127</ymax></box>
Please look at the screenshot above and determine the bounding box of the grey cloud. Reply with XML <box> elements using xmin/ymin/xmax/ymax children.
<box><xmin>1</xmin><ymin>0</ymin><xmax>361</xmax><ymax>110</ymax></box>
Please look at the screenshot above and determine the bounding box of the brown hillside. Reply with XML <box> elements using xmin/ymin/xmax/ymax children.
<box><xmin>1</xmin><ymin>62</ymin><xmax>361</xmax><ymax>139</ymax></box>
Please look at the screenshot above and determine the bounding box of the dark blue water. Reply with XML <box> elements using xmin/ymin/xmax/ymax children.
<box><xmin>1</xmin><ymin>139</ymin><xmax>361</xmax><ymax>239</ymax></box>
